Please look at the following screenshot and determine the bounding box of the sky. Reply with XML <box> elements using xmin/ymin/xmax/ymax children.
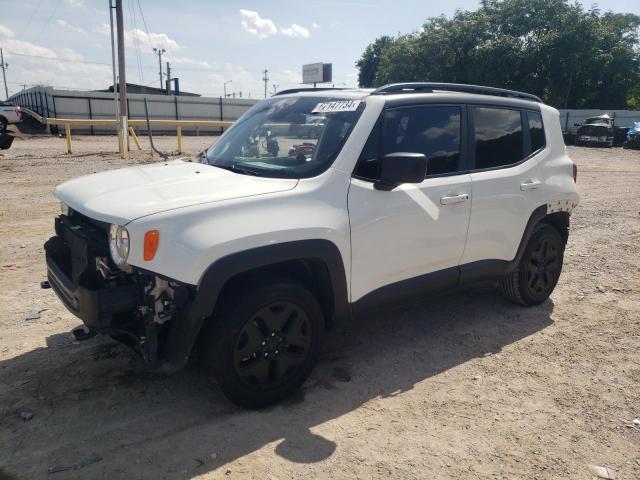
<box><xmin>0</xmin><ymin>0</ymin><xmax>638</xmax><ymax>99</ymax></box>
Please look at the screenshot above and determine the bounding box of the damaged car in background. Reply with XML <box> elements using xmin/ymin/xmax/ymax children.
<box><xmin>575</xmin><ymin>114</ymin><xmax>615</xmax><ymax>147</ymax></box>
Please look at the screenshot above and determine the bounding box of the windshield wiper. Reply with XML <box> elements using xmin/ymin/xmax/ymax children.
<box><xmin>192</xmin><ymin>149</ymin><xmax>207</xmax><ymax>163</ymax></box>
<box><xmin>213</xmin><ymin>163</ymin><xmax>260</xmax><ymax>176</ymax></box>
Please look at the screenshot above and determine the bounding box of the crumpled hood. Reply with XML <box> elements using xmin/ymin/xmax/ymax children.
<box><xmin>54</xmin><ymin>159</ymin><xmax>298</xmax><ymax>225</ymax></box>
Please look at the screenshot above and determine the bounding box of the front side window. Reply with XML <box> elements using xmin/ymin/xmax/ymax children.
<box><xmin>203</xmin><ymin>96</ymin><xmax>364</xmax><ymax>179</ymax></box>
<box><xmin>473</xmin><ymin>107</ymin><xmax>524</xmax><ymax>169</ymax></box>
<box><xmin>528</xmin><ymin>111</ymin><xmax>545</xmax><ymax>153</ymax></box>
<box><xmin>353</xmin><ymin>105</ymin><xmax>462</xmax><ymax>180</ymax></box>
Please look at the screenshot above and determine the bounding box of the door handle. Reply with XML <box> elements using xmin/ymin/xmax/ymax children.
<box><xmin>520</xmin><ymin>179</ymin><xmax>542</xmax><ymax>191</ymax></box>
<box><xmin>440</xmin><ymin>193</ymin><xmax>469</xmax><ymax>205</ymax></box>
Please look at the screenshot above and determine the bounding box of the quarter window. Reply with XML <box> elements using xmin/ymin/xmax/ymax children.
<box><xmin>527</xmin><ymin>111</ymin><xmax>545</xmax><ymax>153</ymax></box>
<box><xmin>473</xmin><ymin>107</ymin><xmax>524</xmax><ymax>169</ymax></box>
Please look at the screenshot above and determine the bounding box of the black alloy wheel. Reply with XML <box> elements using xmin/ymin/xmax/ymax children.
<box><xmin>233</xmin><ymin>301</ymin><xmax>311</xmax><ymax>389</ymax></box>
<box><xmin>525</xmin><ymin>236</ymin><xmax>560</xmax><ymax>297</ymax></box>
<box><xmin>499</xmin><ymin>224</ymin><xmax>564</xmax><ymax>306</ymax></box>
<box><xmin>201</xmin><ymin>276</ymin><xmax>323</xmax><ymax>408</ymax></box>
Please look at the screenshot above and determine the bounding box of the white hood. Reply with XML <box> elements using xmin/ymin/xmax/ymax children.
<box><xmin>54</xmin><ymin>159</ymin><xmax>298</xmax><ymax>225</ymax></box>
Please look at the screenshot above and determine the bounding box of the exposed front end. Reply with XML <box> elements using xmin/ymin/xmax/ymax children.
<box><xmin>44</xmin><ymin>210</ymin><xmax>193</xmax><ymax>367</ymax></box>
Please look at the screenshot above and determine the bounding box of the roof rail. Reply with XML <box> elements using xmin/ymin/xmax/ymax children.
<box><xmin>273</xmin><ymin>87</ymin><xmax>347</xmax><ymax>96</ymax></box>
<box><xmin>371</xmin><ymin>82</ymin><xmax>542</xmax><ymax>103</ymax></box>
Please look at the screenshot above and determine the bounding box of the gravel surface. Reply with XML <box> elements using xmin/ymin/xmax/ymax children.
<box><xmin>0</xmin><ymin>135</ymin><xmax>639</xmax><ymax>479</ymax></box>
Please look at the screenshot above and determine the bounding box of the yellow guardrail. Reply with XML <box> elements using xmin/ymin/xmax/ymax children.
<box><xmin>45</xmin><ymin>118</ymin><xmax>234</xmax><ymax>156</ymax></box>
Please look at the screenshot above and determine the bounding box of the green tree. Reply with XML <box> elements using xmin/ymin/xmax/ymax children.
<box><xmin>356</xmin><ymin>0</ymin><xmax>640</xmax><ymax>109</ymax></box>
<box><xmin>355</xmin><ymin>36</ymin><xmax>393</xmax><ymax>87</ymax></box>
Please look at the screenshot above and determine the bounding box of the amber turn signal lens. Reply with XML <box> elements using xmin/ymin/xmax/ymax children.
<box><xmin>143</xmin><ymin>230</ymin><xmax>160</xmax><ymax>261</ymax></box>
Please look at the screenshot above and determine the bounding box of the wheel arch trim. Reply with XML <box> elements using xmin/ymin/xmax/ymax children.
<box><xmin>159</xmin><ymin>239</ymin><xmax>349</xmax><ymax>373</ymax></box>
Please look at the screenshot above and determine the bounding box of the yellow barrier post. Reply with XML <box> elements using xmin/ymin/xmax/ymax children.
<box><xmin>46</xmin><ymin>118</ymin><xmax>234</xmax><ymax>155</ymax></box>
<box><xmin>65</xmin><ymin>124</ymin><xmax>72</xmax><ymax>154</ymax></box>
<box><xmin>118</xmin><ymin>128</ymin><xmax>125</xmax><ymax>158</ymax></box>
<box><xmin>129</xmin><ymin>126</ymin><xmax>142</xmax><ymax>150</ymax></box>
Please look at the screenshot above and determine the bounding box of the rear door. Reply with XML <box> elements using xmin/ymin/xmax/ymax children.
<box><xmin>460</xmin><ymin>106</ymin><xmax>548</xmax><ymax>266</ymax></box>
<box><xmin>348</xmin><ymin>104</ymin><xmax>472</xmax><ymax>302</ymax></box>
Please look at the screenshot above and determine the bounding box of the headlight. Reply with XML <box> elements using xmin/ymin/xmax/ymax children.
<box><xmin>60</xmin><ymin>202</ymin><xmax>69</xmax><ymax>216</ymax></box>
<box><xmin>109</xmin><ymin>224</ymin><xmax>130</xmax><ymax>266</ymax></box>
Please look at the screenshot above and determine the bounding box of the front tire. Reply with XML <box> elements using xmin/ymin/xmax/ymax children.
<box><xmin>201</xmin><ymin>277</ymin><xmax>324</xmax><ymax>408</ymax></box>
<box><xmin>499</xmin><ymin>224</ymin><xmax>564</xmax><ymax>306</ymax></box>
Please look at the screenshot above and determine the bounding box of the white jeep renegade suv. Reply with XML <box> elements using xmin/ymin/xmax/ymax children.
<box><xmin>44</xmin><ymin>83</ymin><xmax>579</xmax><ymax>408</ymax></box>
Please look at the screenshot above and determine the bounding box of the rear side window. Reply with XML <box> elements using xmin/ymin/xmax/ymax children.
<box><xmin>528</xmin><ymin>111</ymin><xmax>545</xmax><ymax>153</ymax></box>
<box><xmin>473</xmin><ymin>107</ymin><xmax>524</xmax><ymax>169</ymax></box>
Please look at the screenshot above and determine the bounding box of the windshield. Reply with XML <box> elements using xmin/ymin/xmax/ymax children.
<box><xmin>202</xmin><ymin>96</ymin><xmax>365</xmax><ymax>179</ymax></box>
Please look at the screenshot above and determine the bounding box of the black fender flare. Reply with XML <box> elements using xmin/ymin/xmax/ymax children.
<box><xmin>159</xmin><ymin>239</ymin><xmax>349</xmax><ymax>373</ymax></box>
<box><xmin>505</xmin><ymin>204</ymin><xmax>549</xmax><ymax>273</ymax></box>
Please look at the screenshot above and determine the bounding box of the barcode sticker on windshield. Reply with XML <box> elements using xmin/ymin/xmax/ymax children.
<box><xmin>312</xmin><ymin>100</ymin><xmax>361</xmax><ymax>113</ymax></box>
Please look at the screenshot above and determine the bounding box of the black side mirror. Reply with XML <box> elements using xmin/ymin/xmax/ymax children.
<box><xmin>374</xmin><ymin>152</ymin><xmax>427</xmax><ymax>191</ymax></box>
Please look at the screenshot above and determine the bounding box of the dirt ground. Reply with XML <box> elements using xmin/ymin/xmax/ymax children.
<box><xmin>0</xmin><ymin>133</ymin><xmax>639</xmax><ymax>480</ymax></box>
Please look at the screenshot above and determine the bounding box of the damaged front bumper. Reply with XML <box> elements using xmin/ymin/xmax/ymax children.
<box><xmin>44</xmin><ymin>214</ymin><xmax>194</xmax><ymax>369</ymax></box>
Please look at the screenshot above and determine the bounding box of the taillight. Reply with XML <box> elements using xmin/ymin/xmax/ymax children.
<box><xmin>572</xmin><ymin>164</ymin><xmax>577</xmax><ymax>183</ymax></box>
<box><xmin>15</xmin><ymin>109</ymin><xmax>21</xmax><ymax>118</ymax></box>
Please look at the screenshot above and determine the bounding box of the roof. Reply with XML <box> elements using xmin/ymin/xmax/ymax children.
<box><xmin>274</xmin><ymin>82</ymin><xmax>543</xmax><ymax>105</ymax></box>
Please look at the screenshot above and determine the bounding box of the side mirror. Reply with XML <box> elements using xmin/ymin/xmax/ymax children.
<box><xmin>374</xmin><ymin>152</ymin><xmax>427</xmax><ymax>191</ymax></box>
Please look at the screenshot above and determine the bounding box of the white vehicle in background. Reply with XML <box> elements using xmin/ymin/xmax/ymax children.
<box><xmin>0</xmin><ymin>101</ymin><xmax>22</xmax><ymax>132</ymax></box>
<box><xmin>44</xmin><ymin>82</ymin><xmax>579</xmax><ymax>408</ymax></box>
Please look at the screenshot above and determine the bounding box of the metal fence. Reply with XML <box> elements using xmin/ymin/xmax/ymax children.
<box><xmin>9</xmin><ymin>86</ymin><xmax>257</xmax><ymax>135</ymax></box>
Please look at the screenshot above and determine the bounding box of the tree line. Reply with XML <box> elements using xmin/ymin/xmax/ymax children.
<box><xmin>356</xmin><ymin>0</ymin><xmax>640</xmax><ymax>109</ymax></box>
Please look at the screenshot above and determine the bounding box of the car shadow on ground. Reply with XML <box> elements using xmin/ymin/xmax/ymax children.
<box><xmin>0</xmin><ymin>284</ymin><xmax>554</xmax><ymax>479</ymax></box>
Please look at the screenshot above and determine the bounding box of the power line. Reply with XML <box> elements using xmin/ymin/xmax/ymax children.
<box><xmin>128</xmin><ymin>0</ymin><xmax>144</xmax><ymax>83</ymax></box>
<box><xmin>4</xmin><ymin>51</ymin><xmax>157</xmax><ymax>69</ymax></box>
<box><xmin>20</xmin><ymin>0</ymin><xmax>45</xmax><ymax>37</ymax></box>
<box><xmin>136</xmin><ymin>0</ymin><xmax>155</xmax><ymax>49</ymax></box>
<box><xmin>32</xmin><ymin>0</ymin><xmax>63</xmax><ymax>42</ymax></box>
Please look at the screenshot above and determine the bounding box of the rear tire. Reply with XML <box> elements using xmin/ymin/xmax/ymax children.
<box><xmin>499</xmin><ymin>224</ymin><xmax>564</xmax><ymax>306</ymax></box>
<box><xmin>0</xmin><ymin>117</ymin><xmax>7</xmax><ymax>134</ymax></box>
<box><xmin>201</xmin><ymin>276</ymin><xmax>324</xmax><ymax>408</ymax></box>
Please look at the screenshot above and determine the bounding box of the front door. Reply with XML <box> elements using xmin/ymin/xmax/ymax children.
<box><xmin>348</xmin><ymin>104</ymin><xmax>472</xmax><ymax>302</ymax></box>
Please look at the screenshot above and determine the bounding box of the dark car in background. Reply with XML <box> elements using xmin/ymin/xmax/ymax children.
<box><xmin>575</xmin><ymin>115</ymin><xmax>614</xmax><ymax>147</ymax></box>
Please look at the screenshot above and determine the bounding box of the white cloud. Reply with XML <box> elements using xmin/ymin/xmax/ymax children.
<box><xmin>95</xmin><ymin>23</ymin><xmax>179</xmax><ymax>51</ymax></box>
<box><xmin>127</xmin><ymin>28</ymin><xmax>179</xmax><ymax>51</ymax></box>
<box><xmin>280</xmin><ymin>24</ymin><xmax>310</xmax><ymax>38</ymax></box>
<box><xmin>63</xmin><ymin>0</ymin><xmax>85</xmax><ymax>7</ymax></box>
<box><xmin>0</xmin><ymin>24</ymin><xmax>15</xmax><ymax>38</ymax></box>
<box><xmin>239</xmin><ymin>9</ymin><xmax>277</xmax><ymax>39</ymax></box>
<box><xmin>0</xmin><ymin>23</ymin><xmax>111</xmax><ymax>95</ymax></box>
<box><xmin>171</xmin><ymin>57</ymin><xmax>211</xmax><ymax>68</ymax></box>
<box><xmin>57</xmin><ymin>19</ymin><xmax>86</xmax><ymax>35</ymax></box>
<box><xmin>311</xmin><ymin>22</ymin><xmax>320</xmax><ymax>29</ymax></box>
<box><xmin>93</xmin><ymin>23</ymin><xmax>111</xmax><ymax>35</ymax></box>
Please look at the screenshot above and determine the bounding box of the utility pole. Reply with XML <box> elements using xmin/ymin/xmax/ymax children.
<box><xmin>0</xmin><ymin>48</ymin><xmax>8</xmax><ymax>100</ymax></box>
<box><xmin>272</xmin><ymin>84</ymin><xmax>279</xmax><ymax>95</ymax></box>
<box><xmin>153</xmin><ymin>47</ymin><xmax>166</xmax><ymax>92</ymax></box>
<box><xmin>108</xmin><ymin>0</ymin><xmax>120</xmax><ymax>143</ymax></box>
<box><xmin>166</xmin><ymin>62</ymin><xmax>172</xmax><ymax>95</ymax></box>
<box><xmin>262</xmin><ymin>69</ymin><xmax>269</xmax><ymax>99</ymax></box>
<box><xmin>115</xmin><ymin>0</ymin><xmax>128</xmax><ymax>152</ymax></box>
